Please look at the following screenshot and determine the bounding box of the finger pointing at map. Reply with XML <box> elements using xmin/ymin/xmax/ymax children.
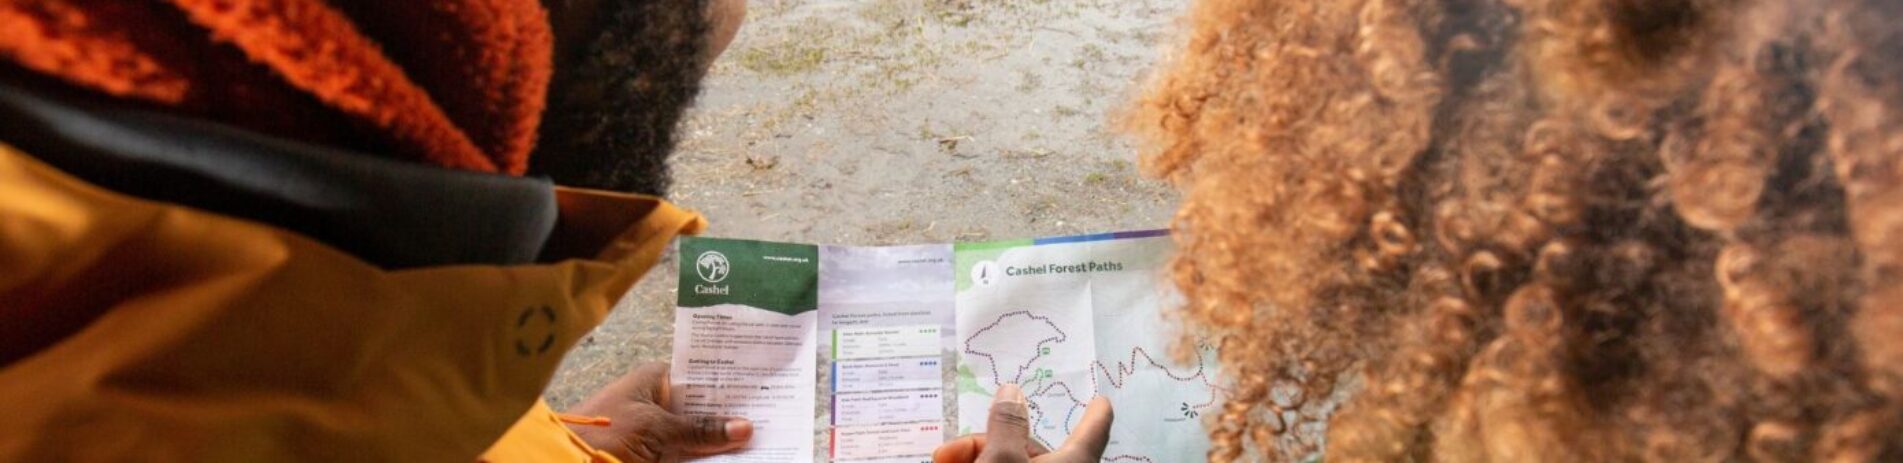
<box><xmin>1058</xmin><ymin>395</ymin><xmax>1113</xmax><ymax>460</ymax></box>
<box><xmin>980</xmin><ymin>384</ymin><xmax>1035</xmax><ymax>462</ymax></box>
<box><xmin>932</xmin><ymin>384</ymin><xmax>1114</xmax><ymax>463</ymax></box>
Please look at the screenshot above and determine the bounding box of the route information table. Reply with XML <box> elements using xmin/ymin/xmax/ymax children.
<box><xmin>670</xmin><ymin>232</ymin><xmax>1220</xmax><ymax>463</ymax></box>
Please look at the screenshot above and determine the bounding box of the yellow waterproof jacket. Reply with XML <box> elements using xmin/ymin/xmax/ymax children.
<box><xmin>0</xmin><ymin>143</ymin><xmax>701</xmax><ymax>461</ymax></box>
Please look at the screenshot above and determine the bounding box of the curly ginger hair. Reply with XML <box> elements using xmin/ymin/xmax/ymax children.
<box><xmin>1127</xmin><ymin>0</ymin><xmax>1903</xmax><ymax>461</ymax></box>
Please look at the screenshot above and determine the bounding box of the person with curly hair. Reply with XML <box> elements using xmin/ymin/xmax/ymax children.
<box><xmin>1125</xmin><ymin>0</ymin><xmax>1903</xmax><ymax>461</ymax></box>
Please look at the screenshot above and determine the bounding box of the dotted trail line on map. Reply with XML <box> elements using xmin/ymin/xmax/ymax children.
<box><xmin>962</xmin><ymin>310</ymin><xmax>1225</xmax><ymax>453</ymax></box>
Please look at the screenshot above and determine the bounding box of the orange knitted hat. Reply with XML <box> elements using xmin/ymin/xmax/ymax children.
<box><xmin>0</xmin><ymin>0</ymin><xmax>553</xmax><ymax>174</ymax></box>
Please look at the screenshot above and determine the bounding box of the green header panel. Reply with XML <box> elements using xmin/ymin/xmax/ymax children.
<box><xmin>677</xmin><ymin>237</ymin><xmax>819</xmax><ymax>315</ymax></box>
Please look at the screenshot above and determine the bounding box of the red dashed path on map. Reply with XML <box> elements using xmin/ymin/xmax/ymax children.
<box><xmin>962</xmin><ymin>310</ymin><xmax>1223</xmax><ymax>458</ymax></box>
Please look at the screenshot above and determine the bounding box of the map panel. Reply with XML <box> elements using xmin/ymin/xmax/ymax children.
<box><xmin>953</xmin><ymin>232</ymin><xmax>1220</xmax><ymax>463</ymax></box>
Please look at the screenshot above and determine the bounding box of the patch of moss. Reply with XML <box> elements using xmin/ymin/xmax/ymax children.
<box><xmin>737</xmin><ymin>43</ymin><xmax>828</xmax><ymax>75</ymax></box>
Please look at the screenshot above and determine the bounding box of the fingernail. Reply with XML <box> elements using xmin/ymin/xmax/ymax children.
<box><xmin>725</xmin><ymin>419</ymin><xmax>754</xmax><ymax>441</ymax></box>
<box><xmin>997</xmin><ymin>383</ymin><xmax>1025</xmax><ymax>404</ymax></box>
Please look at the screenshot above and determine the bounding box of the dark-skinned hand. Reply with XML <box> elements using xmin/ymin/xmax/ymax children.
<box><xmin>932</xmin><ymin>383</ymin><xmax>1115</xmax><ymax>463</ymax></box>
<box><xmin>565</xmin><ymin>362</ymin><xmax>753</xmax><ymax>463</ymax></box>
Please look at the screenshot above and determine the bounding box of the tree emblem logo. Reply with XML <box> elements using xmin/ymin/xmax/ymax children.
<box><xmin>696</xmin><ymin>251</ymin><xmax>730</xmax><ymax>283</ymax></box>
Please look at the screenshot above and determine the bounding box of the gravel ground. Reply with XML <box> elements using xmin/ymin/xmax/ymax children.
<box><xmin>545</xmin><ymin>0</ymin><xmax>1186</xmax><ymax>437</ymax></box>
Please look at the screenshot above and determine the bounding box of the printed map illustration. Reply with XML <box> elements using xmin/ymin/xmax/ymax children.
<box><xmin>954</xmin><ymin>232</ymin><xmax>1221</xmax><ymax>462</ymax></box>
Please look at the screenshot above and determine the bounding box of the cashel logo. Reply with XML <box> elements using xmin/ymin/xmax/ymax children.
<box><xmin>696</xmin><ymin>251</ymin><xmax>730</xmax><ymax>283</ymax></box>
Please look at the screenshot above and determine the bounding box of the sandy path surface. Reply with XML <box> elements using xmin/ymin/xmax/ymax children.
<box><xmin>546</xmin><ymin>0</ymin><xmax>1185</xmax><ymax>422</ymax></box>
